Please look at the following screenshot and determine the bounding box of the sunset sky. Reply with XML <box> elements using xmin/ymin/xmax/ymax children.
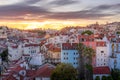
<box><xmin>0</xmin><ymin>0</ymin><xmax>120</xmax><ymax>29</ymax></box>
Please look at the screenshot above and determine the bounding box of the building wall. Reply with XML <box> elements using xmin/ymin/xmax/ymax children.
<box><xmin>61</xmin><ymin>50</ymin><xmax>79</xmax><ymax>68</ymax></box>
<box><xmin>8</xmin><ymin>45</ymin><xmax>22</xmax><ymax>61</ymax></box>
<box><xmin>82</xmin><ymin>41</ymin><xmax>96</xmax><ymax>66</ymax></box>
<box><xmin>23</xmin><ymin>46</ymin><xmax>40</xmax><ymax>55</ymax></box>
<box><xmin>35</xmin><ymin>77</ymin><xmax>50</xmax><ymax>80</ymax></box>
<box><xmin>96</xmin><ymin>46</ymin><xmax>109</xmax><ymax>67</ymax></box>
<box><xmin>30</xmin><ymin>53</ymin><xmax>44</xmax><ymax>65</ymax></box>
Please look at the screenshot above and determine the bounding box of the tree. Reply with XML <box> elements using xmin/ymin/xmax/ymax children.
<box><xmin>116</xmin><ymin>31</ymin><xmax>120</xmax><ymax>34</ymax></box>
<box><xmin>83</xmin><ymin>47</ymin><xmax>95</xmax><ymax>80</ymax></box>
<box><xmin>81</xmin><ymin>30</ymin><xmax>93</xmax><ymax>35</ymax></box>
<box><xmin>107</xmin><ymin>76</ymin><xmax>113</xmax><ymax>80</ymax></box>
<box><xmin>0</xmin><ymin>49</ymin><xmax>8</xmax><ymax>62</ymax></box>
<box><xmin>77</xmin><ymin>43</ymin><xmax>85</xmax><ymax>80</ymax></box>
<box><xmin>102</xmin><ymin>76</ymin><xmax>107</xmax><ymax>80</ymax></box>
<box><xmin>111</xmin><ymin>69</ymin><xmax>120</xmax><ymax>80</ymax></box>
<box><xmin>95</xmin><ymin>76</ymin><xmax>100</xmax><ymax>80</ymax></box>
<box><xmin>51</xmin><ymin>63</ymin><xmax>77</xmax><ymax>80</ymax></box>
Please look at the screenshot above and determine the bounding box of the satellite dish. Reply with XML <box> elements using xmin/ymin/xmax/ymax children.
<box><xmin>19</xmin><ymin>70</ymin><xmax>26</xmax><ymax>76</ymax></box>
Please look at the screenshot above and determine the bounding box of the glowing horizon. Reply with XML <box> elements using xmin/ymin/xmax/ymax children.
<box><xmin>0</xmin><ymin>0</ymin><xmax>119</xmax><ymax>30</ymax></box>
<box><xmin>0</xmin><ymin>20</ymin><xmax>118</xmax><ymax>30</ymax></box>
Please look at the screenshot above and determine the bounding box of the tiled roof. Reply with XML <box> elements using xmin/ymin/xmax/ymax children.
<box><xmin>48</xmin><ymin>46</ymin><xmax>61</xmax><ymax>52</ymax></box>
<box><xmin>11</xmin><ymin>45</ymin><xmax>18</xmax><ymax>48</ymax></box>
<box><xmin>78</xmin><ymin>35</ymin><xmax>94</xmax><ymax>41</ymax></box>
<box><xmin>93</xmin><ymin>66</ymin><xmax>110</xmax><ymax>74</ymax></box>
<box><xmin>25</xmin><ymin>44</ymin><xmax>39</xmax><ymax>47</ymax></box>
<box><xmin>26</xmin><ymin>70</ymin><xmax>36</xmax><ymax>77</ymax></box>
<box><xmin>45</xmin><ymin>44</ymin><xmax>53</xmax><ymax>48</ymax></box>
<box><xmin>96</xmin><ymin>41</ymin><xmax>106</xmax><ymax>47</ymax></box>
<box><xmin>32</xmin><ymin>63</ymin><xmax>55</xmax><ymax>78</ymax></box>
<box><xmin>62</xmin><ymin>43</ymin><xmax>78</xmax><ymax>50</ymax></box>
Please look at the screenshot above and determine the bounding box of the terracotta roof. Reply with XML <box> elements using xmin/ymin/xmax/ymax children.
<box><xmin>96</xmin><ymin>41</ymin><xmax>106</xmax><ymax>47</ymax></box>
<box><xmin>2</xmin><ymin>75</ymin><xmax>16</xmax><ymax>80</ymax></box>
<box><xmin>23</xmin><ymin>54</ymin><xmax>30</xmax><ymax>56</ymax></box>
<box><xmin>20</xmin><ymin>38</ymin><xmax>29</xmax><ymax>42</ymax></box>
<box><xmin>2</xmin><ymin>65</ymin><xmax>25</xmax><ymax>80</ymax></box>
<box><xmin>62</xmin><ymin>43</ymin><xmax>78</xmax><ymax>50</ymax></box>
<box><xmin>11</xmin><ymin>45</ymin><xmax>18</xmax><ymax>48</ymax></box>
<box><xmin>45</xmin><ymin>44</ymin><xmax>53</xmax><ymax>48</ymax></box>
<box><xmin>93</xmin><ymin>66</ymin><xmax>110</xmax><ymax>74</ymax></box>
<box><xmin>32</xmin><ymin>63</ymin><xmax>55</xmax><ymax>78</ymax></box>
<box><xmin>78</xmin><ymin>35</ymin><xmax>94</xmax><ymax>41</ymax></box>
<box><xmin>25</xmin><ymin>44</ymin><xmax>39</xmax><ymax>47</ymax></box>
<box><xmin>48</xmin><ymin>46</ymin><xmax>61</xmax><ymax>52</ymax></box>
<box><xmin>26</xmin><ymin>70</ymin><xmax>36</xmax><ymax>77</ymax></box>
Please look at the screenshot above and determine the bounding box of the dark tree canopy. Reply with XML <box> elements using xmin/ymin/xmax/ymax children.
<box><xmin>0</xmin><ymin>49</ymin><xmax>8</xmax><ymax>62</ymax></box>
<box><xmin>111</xmin><ymin>69</ymin><xmax>120</xmax><ymax>80</ymax></box>
<box><xmin>51</xmin><ymin>63</ymin><xmax>77</xmax><ymax>80</ymax></box>
<box><xmin>102</xmin><ymin>76</ymin><xmax>107</xmax><ymax>80</ymax></box>
<box><xmin>95</xmin><ymin>76</ymin><xmax>100</xmax><ymax>80</ymax></box>
<box><xmin>81</xmin><ymin>30</ymin><xmax>93</xmax><ymax>35</ymax></box>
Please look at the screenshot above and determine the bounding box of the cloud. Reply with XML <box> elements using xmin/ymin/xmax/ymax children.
<box><xmin>93</xmin><ymin>3</ymin><xmax>120</xmax><ymax>11</ymax></box>
<box><xmin>44</xmin><ymin>10</ymin><xmax>114</xmax><ymax>20</ymax></box>
<box><xmin>49</xmin><ymin>0</ymin><xmax>79</xmax><ymax>6</ymax></box>
<box><xmin>0</xmin><ymin>1</ymin><xmax>119</xmax><ymax>21</ymax></box>
<box><xmin>25</xmin><ymin>0</ymin><xmax>42</xmax><ymax>4</ymax></box>
<box><xmin>0</xmin><ymin>4</ymin><xmax>49</xmax><ymax>17</ymax></box>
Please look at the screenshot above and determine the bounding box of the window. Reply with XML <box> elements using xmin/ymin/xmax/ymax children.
<box><xmin>74</xmin><ymin>53</ymin><xmax>75</xmax><ymax>55</ymax></box>
<box><xmin>101</xmin><ymin>51</ymin><xmax>104</xmax><ymax>53</ymax></box>
<box><xmin>76</xmin><ymin>53</ymin><xmax>78</xmax><ymax>55</ymax></box>
<box><xmin>66</xmin><ymin>57</ymin><xmax>68</xmax><ymax>60</ymax></box>
<box><xmin>104</xmin><ymin>63</ymin><xmax>106</xmax><ymax>65</ymax></box>
<box><xmin>74</xmin><ymin>57</ymin><xmax>75</xmax><ymax>60</ymax></box>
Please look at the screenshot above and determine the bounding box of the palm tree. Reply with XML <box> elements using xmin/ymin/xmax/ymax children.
<box><xmin>77</xmin><ymin>43</ymin><xmax>85</xmax><ymax>80</ymax></box>
<box><xmin>83</xmin><ymin>47</ymin><xmax>95</xmax><ymax>80</ymax></box>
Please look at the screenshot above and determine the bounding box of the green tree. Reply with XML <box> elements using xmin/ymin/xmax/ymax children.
<box><xmin>118</xmin><ymin>76</ymin><xmax>120</xmax><ymax>80</ymax></box>
<box><xmin>81</xmin><ymin>30</ymin><xmax>93</xmax><ymax>35</ymax></box>
<box><xmin>116</xmin><ymin>31</ymin><xmax>120</xmax><ymax>34</ymax></box>
<box><xmin>51</xmin><ymin>63</ymin><xmax>77</xmax><ymax>80</ymax></box>
<box><xmin>107</xmin><ymin>76</ymin><xmax>113</xmax><ymax>80</ymax></box>
<box><xmin>102</xmin><ymin>76</ymin><xmax>107</xmax><ymax>80</ymax></box>
<box><xmin>111</xmin><ymin>69</ymin><xmax>120</xmax><ymax>80</ymax></box>
<box><xmin>77</xmin><ymin>43</ymin><xmax>95</xmax><ymax>80</ymax></box>
<box><xmin>95</xmin><ymin>76</ymin><xmax>100</xmax><ymax>80</ymax></box>
<box><xmin>83</xmin><ymin>47</ymin><xmax>95</xmax><ymax>80</ymax></box>
<box><xmin>77</xmin><ymin>43</ymin><xmax>85</xmax><ymax>80</ymax></box>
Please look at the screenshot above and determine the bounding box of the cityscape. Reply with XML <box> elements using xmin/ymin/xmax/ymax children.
<box><xmin>0</xmin><ymin>0</ymin><xmax>120</xmax><ymax>80</ymax></box>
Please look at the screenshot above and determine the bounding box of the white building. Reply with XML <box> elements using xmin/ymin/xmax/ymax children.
<box><xmin>96</xmin><ymin>41</ymin><xmax>110</xmax><ymax>67</ymax></box>
<box><xmin>93</xmin><ymin>66</ymin><xmax>110</xmax><ymax>80</ymax></box>
<box><xmin>30</xmin><ymin>53</ymin><xmax>45</xmax><ymax>66</ymax></box>
<box><xmin>47</xmin><ymin>35</ymin><xmax>68</xmax><ymax>45</ymax></box>
<box><xmin>8</xmin><ymin>45</ymin><xmax>22</xmax><ymax>61</ymax></box>
<box><xmin>23</xmin><ymin>43</ymin><xmax>40</xmax><ymax>56</ymax></box>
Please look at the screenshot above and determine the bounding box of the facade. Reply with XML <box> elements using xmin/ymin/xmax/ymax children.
<box><xmin>61</xmin><ymin>43</ymin><xmax>79</xmax><ymax>68</ymax></box>
<box><xmin>93</xmin><ymin>66</ymin><xmax>110</xmax><ymax>80</ymax></box>
<box><xmin>8</xmin><ymin>45</ymin><xmax>22</xmax><ymax>61</ymax></box>
<box><xmin>30</xmin><ymin>53</ymin><xmax>45</xmax><ymax>66</ymax></box>
<box><xmin>47</xmin><ymin>46</ymin><xmax>61</xmax><ymax>64</ymax></box>
<box><xmin>96</xmin><ymin>41</ymin><xmax>110</xmax><ymax>67</ymax></box>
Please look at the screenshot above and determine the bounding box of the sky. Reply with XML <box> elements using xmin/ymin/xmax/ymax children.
<box><xmin>0</xmin><ymin>0</ymin><xmax>120</xmax><ymax>30</ymax></box>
